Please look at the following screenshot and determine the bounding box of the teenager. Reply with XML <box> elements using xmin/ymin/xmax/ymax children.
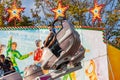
<box><xmin>44</xmin><ymin>25</ymin><xmax>62</xmax><ymax>57</ymax></box>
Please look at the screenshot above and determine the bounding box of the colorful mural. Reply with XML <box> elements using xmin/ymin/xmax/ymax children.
<box><xmin>0</xmin><ymin>28</ymin><xmax>109</xmax><ymax>80</ymax></box>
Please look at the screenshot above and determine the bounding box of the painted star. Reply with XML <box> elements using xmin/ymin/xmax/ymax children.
<box><xmin>51</xmin><ymin>1</ymin><xmax>69</xmax><ymax>20</ymax></box>
<box><xmin>89</xmin><ymin>0</ymin><xmax>104</xmax><ymax>23</ymax></box>
<box><xmin>6</xmin><ymin>1</ymin><xmax>25</xmax><ymax>22</ymax></box>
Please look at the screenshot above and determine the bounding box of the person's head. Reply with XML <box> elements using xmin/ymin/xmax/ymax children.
<box><xmin>0</xmin><ymin>54</ymin><xmax>5</xmax><ymax>63</ymax></box>
<box><xmin>0</xmin><ymin>44</ymin><xmax>6</xmax><ymax>54</ymax></box>
<box><xmin>11</xmin><ymin>42</ymin><xmax>17</xmax><ymax>50</ymax></box>
<box><xmin>35</xmin><ymin>39</ymin><xmax>42</xmax><ymax>47</ymax></box>
<box><xmin>48</xmin><ymin>25</ymin><xmax>53</xmax><ymax>31</ymax></box>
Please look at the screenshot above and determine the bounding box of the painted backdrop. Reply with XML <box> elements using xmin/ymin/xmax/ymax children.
<box><xmin>0</xmin><ymin>28</ymin><xmax>108</xmax><ymax>80</ymax></box>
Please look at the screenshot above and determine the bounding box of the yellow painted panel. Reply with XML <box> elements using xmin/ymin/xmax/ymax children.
<box><xmin>70</xmin><ymin>72</ymin><xmax>76</xmax><ymax>80</ymax></box>
<box><xmin>108</xmin><ymin>44</ymin><xmax>120</xmax><ymax>80</ymax></box>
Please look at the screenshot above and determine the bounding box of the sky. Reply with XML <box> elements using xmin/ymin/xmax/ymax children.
<box><xmin>21</xmin><ymin>0</ymin><xmax>45</xmax><ymax>22</ymax></box>
<box><xmin>21</xmin><ymin>0</ymin><xmax>35</xmax><ymax>18</ymax></box>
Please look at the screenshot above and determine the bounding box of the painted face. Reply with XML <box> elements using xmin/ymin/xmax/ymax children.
<box><xmin>0</xmin><ymin>57</ymin><xmax>4</xmax><ymax>63</ymax></box>
<box><xmin>12</xmin><ymin>44</ymin><xmax>17</xmax><ymax>50</ymax></box>
<box><xmin>0</xmin><ymin>46</ymin><xmax>5</xmax><ymax>54</ymax></box>
<box><xmin>37</xmin><ymin>42</ymin><xmax>41</xmax><ymax>47</ymax></box>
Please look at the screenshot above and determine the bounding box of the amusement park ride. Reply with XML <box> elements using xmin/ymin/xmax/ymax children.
<box><xmin>0</xmin><ymin>0</ymin><xmax>107</xmax><ymax>79</ymax></box>
<box><xmin>0</xmin><ymin>19</ymin><xmax>85</xmax><ymax>80</ymax></box>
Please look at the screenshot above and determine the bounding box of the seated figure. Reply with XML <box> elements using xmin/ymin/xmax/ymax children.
<box><xmin>44</xmin><ymin>26</ymin><xmax>62</xmax><ymax>57</ymax></box>
<box><xmin>0</xmin><ymin>54</ymin><xmax>15</xmax><ymax>76</ymax></box>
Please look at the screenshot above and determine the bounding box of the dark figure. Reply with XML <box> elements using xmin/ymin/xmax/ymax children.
<box><xmin>44</xmin><ymin>26</ymin><xmax>62</xmax><ymax>57</ymax></box>
<box><xmin>44</xmin><ymin>25</ymin><xmax>56</xmax><ymax>48</ymax></box>
<box><xmin>0</xmin><ymin>55</ymin><xmax>15</xmax><ymax>76</ymax></box>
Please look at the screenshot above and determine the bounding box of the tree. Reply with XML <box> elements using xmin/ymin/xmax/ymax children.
<box><xmin>0</xmin><ymin>0</ymin><xmax>35</xmax><ymax>26</ymax></box>
<box><xmin>0</xmin><ymin>3</ymin><xmax>4</xmax><ymax>27</ymax></box>
<box><xmin>31</xmin><ymin>0</ymin><xmax>120</xmax><ymax>48</ymax></box>
<box><xmin>16</xmin><ymin>16</ymin><xmax>34</xmax><ymax>26</ymax></box>
<box><xmin>32</xmin><ymin>0</ymin><xmax>119</xmax><ymax>26</ymax></box>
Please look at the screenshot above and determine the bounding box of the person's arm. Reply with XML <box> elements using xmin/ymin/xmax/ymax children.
<box><xmin>47</xmin><ymin>35</ymin><xmax>56</xmax><ymax>48</ymax></box>
<box><xmin>15</xmin><ymin>51</ymin><xmax>33</xmax><ymax>60</ymax></box>
<box><xmin>6</xmin><ymin>36</ymin><xmax>12</xmax><ymax>57</ymax></box>
<box><xmin>7</xmin><ymin>36</ymin><xmax>12</xmax><ymax>49</ymax></box>
<box><xmin>44</xmin><ymin>32</ymin><xmax>52</xmax><ymax>47</ymax></box>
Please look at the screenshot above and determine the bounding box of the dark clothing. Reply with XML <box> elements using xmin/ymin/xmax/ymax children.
<box><xmin>44</xmin><ymin>28</ymin><xmax>62</xmax><ymax>57</ymax></box>
<box><xmin>0</xmin><ymin>59</ymin><xmax>15</xmax><ymax>75</ymax></box>
<box><xmin>50</xmin><ymin>41</ymin><xmax>62</xmax><ymax>57</ymax></box>
<box><xmin>45</xmin><ymin>31</ymin><xmax>55</xmax><ymax>48</ymax></box>
<box><xmin>52</xmin><ymin>28</ymin><xmax>56</xmax><ymax>34</ymax></box>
